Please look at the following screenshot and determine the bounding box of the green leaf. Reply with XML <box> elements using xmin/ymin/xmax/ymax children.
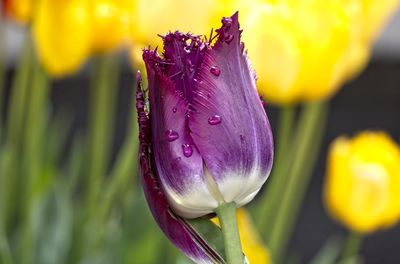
<box><xmin>32</xmin><ymin>188</ymin><xmax>73</xmax><ymax>264</ymax></box>
<box><xmin>187</xmin><ymin>216</ymin><xmax>227</xmax><ymax>263</ymax></box>
<box><xmin>310</xmin><ymin>236</ymin><xmax>342</xmax><ymax>264</ymax></box>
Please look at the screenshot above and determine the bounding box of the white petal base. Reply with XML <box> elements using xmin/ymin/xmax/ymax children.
<box><xmin>163</xmin><ymin>167</ymin><xmax>271</xmax><ymax>219</ymax></box>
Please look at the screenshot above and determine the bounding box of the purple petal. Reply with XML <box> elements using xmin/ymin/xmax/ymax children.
<box><xmin>143</xmin><ymin>50</ymin><xmax>218</xmax><ymax>218</ymax></box>
<box><xmin>136</xmin><ymin>72</ymin><xmax>224</xmax><ymax>264</ymax></box>
<box><xmin>141</xmin><ymin>12</ymin><xmax>274</xmax><ymax>215</ymax></box>
<box><xmin>188</xmin><ymin>13</ymin><xmax>274</xmax><ymax>204</ymax></box>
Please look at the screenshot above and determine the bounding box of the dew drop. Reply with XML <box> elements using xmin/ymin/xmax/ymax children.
<box><xmin>225</xmin><ymin>34</ymin><xmax>234</xmax><ymax>44</ymax></box>
<box><xmin>240</xmin><ymin>134</ymin><xmax>245</xmax><ymax>141</ymax></box>
<box><xmin>166</xmin><ymin>130</ymin><xmax>179</xmax><ymax>142</ymax></box>
<box><xmin>210</xmin><ymin>66</ymin><xmax>221</xmax><ymax>77</ymax></box>
<box><xmin>182</xmin><ymin>144</ymin><xmax>193</xmax><ymax>157</ymax></box>
<box><xmin>172</xmin><ymin>107</ymin><xmax>177</xmax><ymax>113</ymax></box>
<box><xmin>208</xmin><ymin>115</ymin><xmax>222</xmax><ymax>125</ymax></box>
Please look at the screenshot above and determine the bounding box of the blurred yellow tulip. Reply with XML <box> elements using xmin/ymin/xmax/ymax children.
<box><xmin>335</xmin><ymin>0</ymin><xmax>399</xmax><ymax>84</ymax></box>
<box><xmin>130</xmin><ymin>0</ymin><xmax>398</xmax><ymax>104</ymax></box>
<box><xmin>236</xmin><ymin>1</ymin><xmax>350</xmax><ymax>104</ymax></box>
<box><xmin>131</xmin><ymin>0</ymin><xmax>221</xmax><ymax>48</ymax></box>
<box><xmin>220</xmin><ymin>0</ymin><xmax>398</xmax><ymax>104</ymax></box>
<box><xmin>348</xmin><ymin>0</ymin><xmax>399</xmax><ymax>43</ymax></box>
<box><xmin>23</xmin><ymin>0</ymin><xmax>135</xmax><ymax>77</ymax></box>
<box><xmin>212</xmin><ymin>208</ymin><xmax>271</xmax><ymax>264</ymax></box>
<box><xmin>90</xmin><ymin>0</ymin><xmax>135</xmax><ymax>52</ymax></box>
<box><xmin>129</xmin><ymin>0</ymin><xmax>228</xmax><ymax>69</ymax></box>
<box><xmin>324</xmin><ymin>132</ymin><xmax>400</xmax><ymax>233</ymax></box>
<box><xmin>32</xmin><ymin>0</ymin><xmax>92</xmax><ymax>77</ymax></box>
<box><xmin>2</xmin><ymin>0</ymin><xmax>32</xmax><ymax>23</ymax></box>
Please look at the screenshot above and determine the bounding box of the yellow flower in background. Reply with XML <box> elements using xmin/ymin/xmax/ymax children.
<box><xmin>216</xmin><ymin>0</ymin><xmax>398</xmax><ymax>105</ymax></box>
<box><xmin>354</xmin><ymin>0</ymin><xmax>399</xmax><ymax>43</ymax></box>
<box><xmin>212</xmin><ymin>208</ymin><xmax>271</xmax><ymax>264</ymax></box>
<box><xmin>131</xmin><ymin>0</ymin><xmax>221</xmax><ymax>48</ymax></box>
<box><xmin>324</xmin><ymin>132</ymin><xmax>400</xmax><ymax>233</ymax></box>
<box><xmin>7</xmin><ymin>0</ymin><xmax>399</xmax><ymax>80</ymax></box>
<box><xmin>32</xmin><ymin>0</ymin><xmax>92</xmax><ymax>77</ymax></box>
<box><xmin>31</xmin><ymin>0</ymin><xmax>136</xmax><ymax>77</ymax></box>
<box><xmin>235</xmin><ymin>0</ymin><xmax>351</xmax><ymax>104</ymax></box>
<box><xmin>2</xmin><ymin>0</ymin><xmax>32</xmax><ymax>23</ymax></box>
<box><xmin>129</xmin><ymin>0</ymin><xmax>230</xmax><ymax>67</ymax></box>
<box><xmin>90</xmin><ymin>0</ymin><xmax>135</xmax><ymax>52</ymax></box>
<box><xmin>335</xmin><ymin>0</ymin><xmax>400</xmax><ymax>81</ymax></box>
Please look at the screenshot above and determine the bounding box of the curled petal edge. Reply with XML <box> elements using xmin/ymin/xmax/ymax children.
<box><xmin>136</xmin><ymin>71</ymin><xmax>225</xmax><ymax>264</ymax></box>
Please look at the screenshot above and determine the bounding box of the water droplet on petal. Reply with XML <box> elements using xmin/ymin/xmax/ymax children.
<box><xmin>172</xmin><ymin>107</ymin><xmax>177</xmax><ymax>113</ymax></box>
<box><xmin>182</xmin><ymin>144</ymin><xmax>193</xmax><ymax>157</ymax></box>
<box><xmin>166</xmin><ymin>130</ymin><xmax>179</xmax><ymax>142</ymax></box>
<box><xmin>240</xmin><ymin>134</ymin><xmax>245</xmax><ymax>141</ymax></box>
<box><xmin>208</xmin><ymin>115</ymin><xmax>222</xmax><ymax>125</ymax></box>
<box><xmin>210</xmin><ymin>66</ymin><xmax>221</xmax><ymax>77</ymax></box>
<box><xmin>225</xmin><ymin>34</ymin><xmax>234</xmax><ymax>44</ymax></box>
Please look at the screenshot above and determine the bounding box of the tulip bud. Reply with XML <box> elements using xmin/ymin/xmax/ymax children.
<box><xmin>139</xmin><ymin>12</ymin><xmax>273</xmax><ymax>219</ymax></box>
<box><xmin>324</xmin><ymin>131</ymin><xmax>400</xmax><ymax>233</ymax></box>
<box><xmin>136</xmin><ymin>12</ymin><xmax>273</xmax><ymax>263</ymax></box>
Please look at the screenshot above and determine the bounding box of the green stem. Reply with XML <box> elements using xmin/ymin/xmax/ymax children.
<box><xmin>99</xmin><ymin>79</ymin><xmax>139</xmax><ymax>220</ymax></box>
<box><xmin>216</xmin><ymin>202</ymin><xmax>243</xmax><ymax>264</ymax></box>
<box><xmin>255</xmin><ymin>106</ymin><xmax>295</xmax><ymax>235</ymax></box>
<box><xmin>3</xmin><ymin>37</ymin><xmax>33</xmax><ymax>234</ymax></box>
<box><xmin>70</xmin><ymin>54</ymin><xmax>119</xmax><ymax>263</ymax></box>
<box><xmin>19</xmin><ymin>58</ymin><xmax>49</xmax><ymax>264</ymax></box>
<box><xmin>0</xmin><ymin>228</ymin><xmax>13</xmax><ymax>264</ymax></box>
<box><xmin>86</xmin><ymin>54</ymin><xmax>119</xmax><ymax>213</ymax></box>
<box><xmin>0</xmin><ymin>8</ymin><xmax>7</xmax><ymax>249</ymax></box>
<box><xmin>6</xmin><ymin>38</ymin><xmax>33</xmax><ymax>148</ymax></box>
<box><xmin>341</xmin><ymin>231</ymin><xmax>363</xmax><ymax>261</ymax></box>
<box><xmin>0</xmin><ymin>15</ymin><xmax>5</xmax><ymax>137</ymax></box>
<box><xmin>268</xmin><ymin>101</ymin><xmax>328</xmax><ymax>263</ymax></box>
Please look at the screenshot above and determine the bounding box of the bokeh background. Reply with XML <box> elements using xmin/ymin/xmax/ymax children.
<box><xmin>0</xmin><ymin>2</ymin><xmax>399</xmax><ymax>264</ymax></box>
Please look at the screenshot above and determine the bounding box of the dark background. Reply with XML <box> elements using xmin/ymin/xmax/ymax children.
<box><xmin>2</xmin><ymin>59</ymin><xmax>399</xmax><ymax>263</ymax></box>
<box><xmin>288</xmin><ymin>60</ymin><xmax>400</xmax><ymax>264</ymax></box>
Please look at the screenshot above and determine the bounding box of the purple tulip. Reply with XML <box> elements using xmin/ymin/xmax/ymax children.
<box><xmin>136</xmin><ymin>12</ymin><xmax>273</xmax><ymax>263</ymax></box>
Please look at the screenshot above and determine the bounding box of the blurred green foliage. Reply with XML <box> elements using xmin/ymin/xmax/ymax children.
<box><xmin>0</xmin><ymin>35</ymin><xmax>180</xmax><ymax>264</ymax></box>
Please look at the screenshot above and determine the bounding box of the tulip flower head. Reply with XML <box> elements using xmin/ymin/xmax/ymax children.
<box><xmin>324</xmin><ymin>132</ymin><xmax>400</xmax><ymax>233</ymax></box>
<box><xmin>136</xmin><ymin>12</ymin><xmax>273</xmax><ymax>262</ymax></box>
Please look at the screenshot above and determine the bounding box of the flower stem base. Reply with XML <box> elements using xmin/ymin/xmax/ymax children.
<box><xmin>341</xmin><ymin>231</ymin><xmax>363</xmax><ymax>261</ymax></box>
<box><xmin>216</xmin><ymin>202</ymin><xmax>243</xmax><ymax>264</ymax></box>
